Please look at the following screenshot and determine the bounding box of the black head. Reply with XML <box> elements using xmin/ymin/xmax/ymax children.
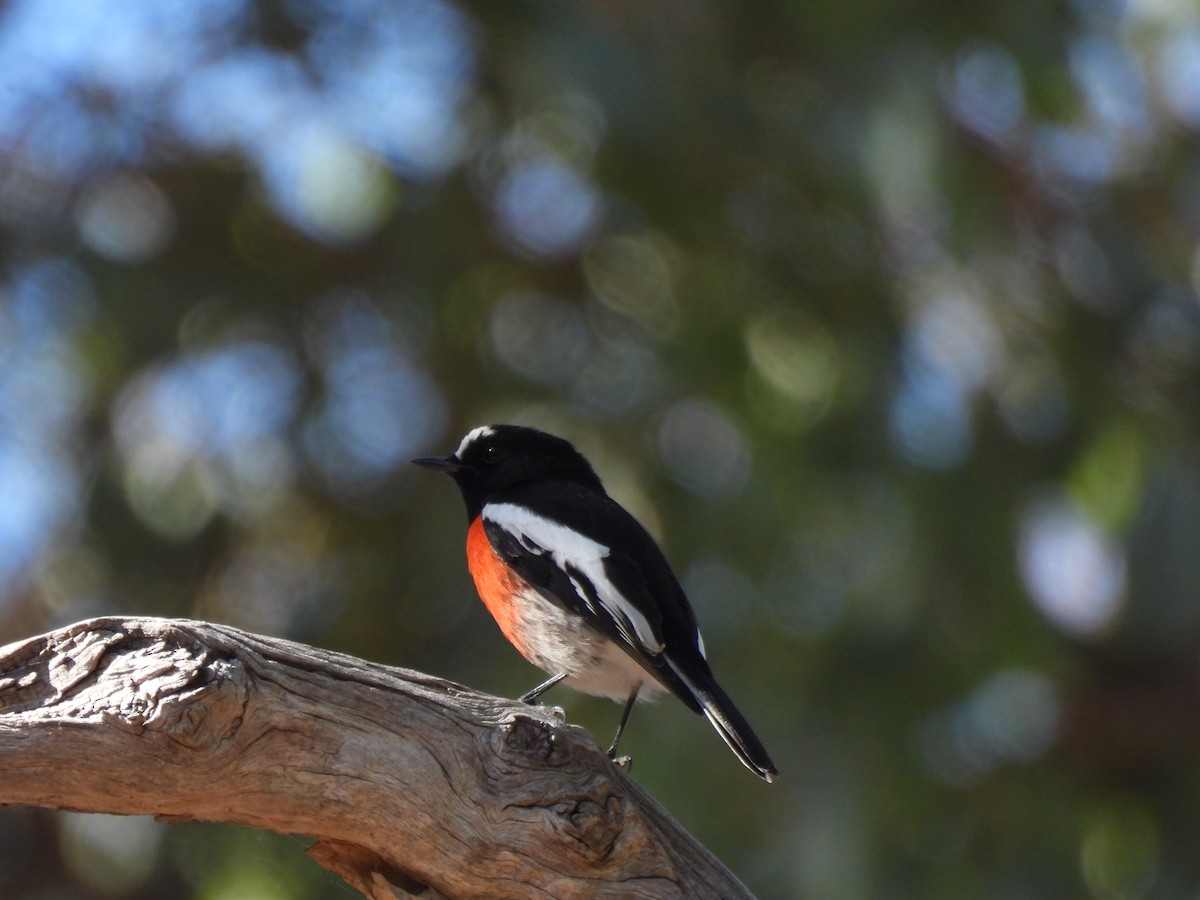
<box><xmin>412</xmin><ymin>424</ymin><xmax>605</xmax><ymax>518</ymax></box>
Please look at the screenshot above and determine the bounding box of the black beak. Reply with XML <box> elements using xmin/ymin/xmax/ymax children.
<box><xmin>411</xmin><ymin>454</ymin><xmax>463</xmax><ymax>474</ymax></box>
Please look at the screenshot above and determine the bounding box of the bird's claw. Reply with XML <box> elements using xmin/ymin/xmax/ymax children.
<box><xmin>519</xmin><ymin>698</ymin><xmax>567</xmax><ymax>721</ymax></box>
<box><xmin>608</xmin><ymin>753</ymin><xmax>633</xmax><ymax>771</ymax></box>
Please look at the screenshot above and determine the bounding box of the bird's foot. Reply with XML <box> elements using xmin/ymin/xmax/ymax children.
<box><xmin>519</xmin><ymin>672</ymin><xmax>567</xmax><ymax>704</ymax></box>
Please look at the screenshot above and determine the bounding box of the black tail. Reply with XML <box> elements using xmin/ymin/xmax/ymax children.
<box><xmin>695</xmin><ymin>679</ymin><xmax>778</xmax><ymax>782</ymax></box>
<box><xmin>661</xmin><ymin>656</ymin><xmax>778</xmax><ymax>782</ymax></box>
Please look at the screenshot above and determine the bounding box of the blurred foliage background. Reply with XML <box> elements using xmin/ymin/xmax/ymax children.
<box><xmin>1</xmin><ymin>0</ymin><xmax>1199</xmax><ymax>897</ymax></box>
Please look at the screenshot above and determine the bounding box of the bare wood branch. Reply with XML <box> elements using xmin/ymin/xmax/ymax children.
<box><xmin>0</xmin><ymin>616</ymin><xmax>756</xmax><ymax>899</ymax></box>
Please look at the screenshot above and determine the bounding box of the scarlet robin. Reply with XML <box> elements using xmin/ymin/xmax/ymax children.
<box><xmin>414</xmin><ymin>424</ymin><xmax>777</xmax><ymax>781</ymax></box>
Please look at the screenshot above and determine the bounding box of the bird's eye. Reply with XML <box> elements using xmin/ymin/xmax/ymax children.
<box><xmin>481</xmin><ymin>444</ymin><xmax>502</xmax><ymax>465</ymax></box>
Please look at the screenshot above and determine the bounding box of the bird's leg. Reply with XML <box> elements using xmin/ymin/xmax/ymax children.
<box><xmin>606</xmin><ymin>685</ymin><xmax>641</xmax><ymax>768</ymax></box>
<box><xmin>520</xmin><ymin>672</ymin><xmax>567</xmax><ymax>704</ymax></box>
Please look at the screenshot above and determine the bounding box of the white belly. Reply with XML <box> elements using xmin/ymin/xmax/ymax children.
<box><xmin>509</xmin><ymin>586</ymin><xmax>666</xmax><ymax>702</ymax></box>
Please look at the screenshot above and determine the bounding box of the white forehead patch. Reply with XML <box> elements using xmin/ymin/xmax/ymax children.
<box><xmin>455</xmin><ymin>425</ymin><xmax>495</xmax><ymax>458</ymax></box>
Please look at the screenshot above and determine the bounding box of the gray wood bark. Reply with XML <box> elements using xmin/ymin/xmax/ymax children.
<box><xmin>0</xmin><ymin>616</ymin><xmax>755</xmax><ymax>899</ymax></box>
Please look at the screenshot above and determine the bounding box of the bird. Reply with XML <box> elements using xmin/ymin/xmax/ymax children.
<box><xmin>412</xmin><ymin>424</ymin><xmax>777</xmax><ymax>782</ymax></box>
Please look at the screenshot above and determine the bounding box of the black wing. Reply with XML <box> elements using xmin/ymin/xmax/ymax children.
<box><xmin>481</xmin><ymin>484</ymin><xmax>707</xmax><ymax>711</ymax></box>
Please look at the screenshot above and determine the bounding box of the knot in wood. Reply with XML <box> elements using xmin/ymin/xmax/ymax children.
<box><xmin>502</xmin><ymin>712</ymin><xmax>562</xmax><ymax>763</ymax></box>
<box><xmin>144</xmin><ymin>655</ymin><xmax>249</xmax><ymax>751</ymax></box>
<box><xmin>552</xmin><ymin>792</ymin><xmax>625</xmax><ymax>862</ymax></box>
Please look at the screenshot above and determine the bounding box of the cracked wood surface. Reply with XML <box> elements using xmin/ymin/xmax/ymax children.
<box><xmin>0</xmin><ymin>616</ymin><xmax>755</xmax><ymax>899</ymax></box>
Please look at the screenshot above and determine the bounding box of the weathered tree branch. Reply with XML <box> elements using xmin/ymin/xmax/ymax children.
<box><xmin>0</xmin><ymin>616</ymin><xmax>756</xmax><ymax>899</ymax></box>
